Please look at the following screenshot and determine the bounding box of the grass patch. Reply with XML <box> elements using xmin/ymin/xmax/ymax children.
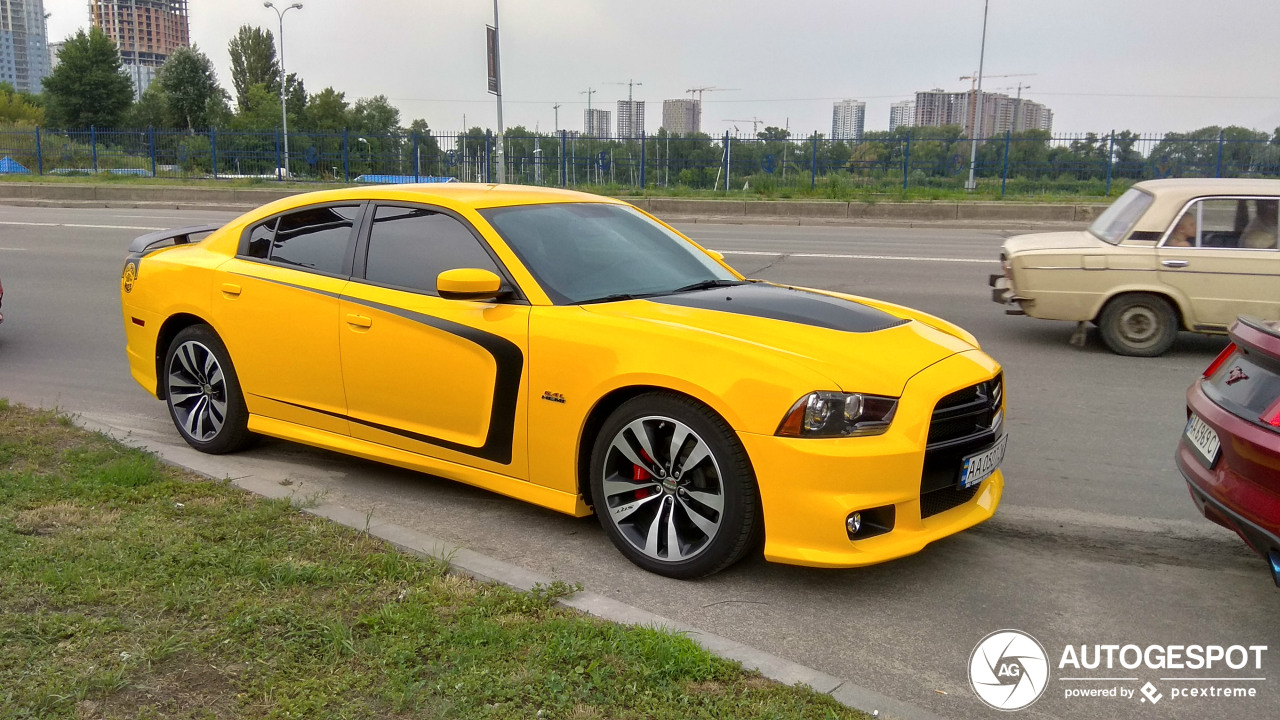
<box><xmin>0</xmin><ymin>401</ymin><xmax>868</xmax><ymax>720</ymax></box>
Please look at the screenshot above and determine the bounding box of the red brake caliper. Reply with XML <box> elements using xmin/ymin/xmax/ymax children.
<box><xmin>633</xmin><ymin>450</ymin><xmax>654</xmax><ymax>500</ymax></box>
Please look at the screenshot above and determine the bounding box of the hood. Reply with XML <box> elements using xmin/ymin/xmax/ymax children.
<box><xmin>582</xmin><ymin>283</ymin><xmax>975</xmax><ymax>397</ymax></box>
<box><xmin>1003</xmin><ymin>230</ymin><xmax>1103</xmax><ymax>255</ymax></box>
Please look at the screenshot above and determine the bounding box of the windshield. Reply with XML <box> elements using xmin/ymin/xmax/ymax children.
<box><xmin>479</xmin><ymin>203</ymin><xmax>741</xmax><ymax>304</ymax></box>
<box><xmin>1088</xmin><ymin>188</ymin><xmax>1154</xmax><ymax>244</ymax></box>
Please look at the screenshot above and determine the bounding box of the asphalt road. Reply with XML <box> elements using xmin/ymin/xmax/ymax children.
<box><xmin>1</xmin><ymin>205</ymin><xmax>1276</xmax><ymax>720</ymax></box>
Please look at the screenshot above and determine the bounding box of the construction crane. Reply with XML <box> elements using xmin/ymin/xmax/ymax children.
<box><xmin>685</xmin><ymin>86</ymin><xmax>739</xmax><ymax>104</ymax></box>
<box><xmin>724</xmin><ymin>117</ymin><xmax>765</xmax><ymax>135</ymax></box>
<box><xmin>609</xmin><ymin>79</ymin><xmax>643</xmax><ymax>103</ymax></box>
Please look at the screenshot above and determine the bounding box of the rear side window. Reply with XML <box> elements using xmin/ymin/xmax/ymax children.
<box><xmin>269</xmin><ymin>205</ymin><xmax>361</xmax><ymax>275</ymax></box>
<box><xmin>363</xmin><ymin>206</ymin><xmax>500</xmax><ymax>294</ymax></box>
<box><xmin>245</xmin><ymin>219</ymin><xmax>276</xmax><ymax>259</ymax></box>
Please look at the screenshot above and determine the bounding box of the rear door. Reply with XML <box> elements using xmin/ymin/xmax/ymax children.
<box><xmin>212</xmin><ymin>203</ymin><xmax>363</xmax><ymax>434</ymax></box>
<box><xmin>338</xmin><ymin>203</ymin><xmax>531</xmax><ymax>478</ymax></box>
<box><xmin>1157</xmin><ymin>197</ymin><xmax>1280</xmax><ymax>330</ymax></box>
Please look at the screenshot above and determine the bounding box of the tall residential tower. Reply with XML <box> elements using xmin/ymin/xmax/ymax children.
<box><xmin>0</xmin><ymin>0</ymin><xmax>50</xmax><ymax>93</ymax></box>
<box><xmin>831</xmin><ymin>99</ymin><xmax>865</xmax><ymax>142</ymax></box>
<box><xmin>90</xmin><ymin>0</ymin><xmax>190</xmax><ymax>96</ymax></box>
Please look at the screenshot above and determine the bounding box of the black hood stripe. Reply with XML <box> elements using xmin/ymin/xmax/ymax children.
<box><xmin>652</xmin><ymin>283</ymin><xmax>908</xmax><ymax>333</ymax></box>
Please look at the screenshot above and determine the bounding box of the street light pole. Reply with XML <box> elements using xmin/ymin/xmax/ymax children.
<box><xmin>265</xmin><ymin>2</ymin><xmax>303</xmax><ymax>180</ymax></box>
<box><xmin>492</xmin><ymin>0</ymin><xmax>506</xmax><ymax>183</ymax></box>
<box><xmin>965</xmin><ymin>0</ymin><xmax>989</xmax><ymax>191</ymax></box>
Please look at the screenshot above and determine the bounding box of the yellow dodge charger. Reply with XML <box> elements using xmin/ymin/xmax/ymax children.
<box><xmin>120</xmin><ymin>184</ymin><xmax>1005</xmax><ymax>578</ymax></box>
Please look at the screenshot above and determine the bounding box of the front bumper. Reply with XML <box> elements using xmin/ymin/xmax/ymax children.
<box><xmin>988</xmin><ymin>273</ymin><xmax>1027</xmax><ymax>316</ymax></box>
<box><xmin>1178</xmin><ymin>381</ymin><xmax>1280</xmax><ymax>584</ymax></box>
<box><xmin>743</xmin><ymin>351</ymin><xmax>1005</xmax><ymax>568</ymax></box>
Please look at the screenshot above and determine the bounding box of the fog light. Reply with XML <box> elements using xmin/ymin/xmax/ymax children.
<box><xmin>846</xmin><ymin>512</ymin><xmax>862</xmax><ymax>535</ymax></box>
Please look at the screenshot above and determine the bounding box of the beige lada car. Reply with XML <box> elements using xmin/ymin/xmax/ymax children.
<box><xmin>991</xmin><ymin>178</ymin><xmax>1280</xmax><ymax>356</ymax></box>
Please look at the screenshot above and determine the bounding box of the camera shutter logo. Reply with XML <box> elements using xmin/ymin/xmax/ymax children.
<box><xmin>969</xmin><ymin>630</ymin><xmax>1050</xmax><ymax>711</ymax></box>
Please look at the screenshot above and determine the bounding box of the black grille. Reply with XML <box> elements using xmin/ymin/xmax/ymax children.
<box><xmin>921</xmin><ymin>485</ymin><xmax>981</xmax><ymax>519</ymax></box>
<box><xmin>920</xmin><ymin>375</ymin><xmax>1003</xmax><ymax>519</ymax></box>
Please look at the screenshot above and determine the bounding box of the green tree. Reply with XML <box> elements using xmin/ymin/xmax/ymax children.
<box><xmin>41</xmin><ymin>27</ymin><xmax>134</xmax><ymax>128</ymax></box>
<box><xmin>284</xmin><ymin>72</ymin><xmax>306</xmax><ymax>124</ymax></box>
<box><xmin>228</xmin><ymin>25</ymin><xmax>280</xmax><ymax>112</ymax></box>
<box><xmin>0</xmin><ymin>82</ymin><xmax>43</xmax><ymax>125</ymax></box>
<box><xmin>304</xmin><ymin>87</ymin><xmax>349</xmax><ymax>132</ymax></box>
<box><xmin>121</xmin><ymin>83</ymin><xmax>167</xmax><ymax>128</ymax></box>
<box><xmin>156</xmin><ymin>46</ymin><xmax>229</xmax><ymax>131</ymax></box>
<box><xmin>350</xmin><ymin>95</ymin><xmax>400</xmax><ymax>136</ymax></box>
<box><xmin>229</xmin><ymin>83</ymin><xmax>282</xmax><ymax>131</ymax></box>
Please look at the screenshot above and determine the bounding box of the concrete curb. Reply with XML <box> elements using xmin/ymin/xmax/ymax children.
<box><xmin>0</xmin><ymin>181</ymin><xmax>1105</xmax><ymax>229</ymax></box>
<box><xmin>74</xmin><ymin>413</ymin><xmax>947</xmax><ymax>720</ymax></box>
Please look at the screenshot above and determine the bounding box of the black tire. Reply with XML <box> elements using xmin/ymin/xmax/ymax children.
<box><xmin>1098</xmin><ymin>293</ymin><xmax>1179</xmax><ymax>357</ymax></box>
<box><xmin>589</xmin><ymin>392</ymin><xmax>761</xmax><ymax>579</ymax></box>
<box><xmin>163</xmin><ymin>325</ymin><xmax>253</xmax><ymax>454</ymax></box>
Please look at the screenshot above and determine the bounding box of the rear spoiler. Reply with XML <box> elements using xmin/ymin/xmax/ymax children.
<box><xmin>127</xmin><ymin>224</ymin><xmax>222</xmax><ymax>255</ymax></box>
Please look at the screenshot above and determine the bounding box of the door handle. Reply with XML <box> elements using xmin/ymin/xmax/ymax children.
<box><xmin>221</xmin><ymin>283</ymin><xmax>242</xmax><ymax>296</ymax></box>
<box><xmin>1161</xmin><ymin>260</ymin><xmax>1189</xmax><ymax>268</ymax></box>
<box><xmin>346</xmin><ymin>314</ymin><xmax>373</xmax><ymax>328</ymax></box>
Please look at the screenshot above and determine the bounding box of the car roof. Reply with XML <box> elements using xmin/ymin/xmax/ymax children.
<box><xmin>1129</xmin><ymin>178</ymin><xmax>1280</xmax><ymax>233</ymax></box>
<box><xmin>266</xmin><ymin>183</ymin><xmax>625</xmax><ymax>212</ymax></box>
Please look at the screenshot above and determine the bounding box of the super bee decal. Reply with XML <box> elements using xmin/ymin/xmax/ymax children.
<box><xmin>121</xmin><ymin>260</ymin><xmax>139</xmax><ymax>293</ymax></box>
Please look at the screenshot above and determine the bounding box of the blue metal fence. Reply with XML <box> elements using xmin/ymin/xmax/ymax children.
<box><xmin>2</xmin><ymin>126</ymin><xmax>1279</xmax><ymax>196</ymax></box>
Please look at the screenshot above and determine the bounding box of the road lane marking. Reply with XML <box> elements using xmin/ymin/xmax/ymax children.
<box><xmin>0</xmin><ymin>221</ymin><xmax>164</xmax><ymax>231</ymax></box>
<box><xmin>0</xmin><ymin>247</ymin><xmax>27</xmax><ymax>251</ymax></box>
<box><xmin>716</xmin><ymin>249</ymin><xmax>994</xmax><ymax>264</ymax></box>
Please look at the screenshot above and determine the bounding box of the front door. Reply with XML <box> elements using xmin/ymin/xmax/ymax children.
<box><xmin>338</xmin><ymin>204</ymin><xmax>530</xmax><ymax>478</ymax></box>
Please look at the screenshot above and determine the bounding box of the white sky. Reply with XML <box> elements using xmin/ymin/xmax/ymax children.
<box><xmin>43</xmin><ymin>0</ymin><xmax>1280</xmax><ymax>137</ymax></box>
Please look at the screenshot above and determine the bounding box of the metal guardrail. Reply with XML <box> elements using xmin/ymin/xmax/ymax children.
<box><xmin>2</xmin><ymin>127</ymin><xmax>1277</xmax><ymax>197</ymax></box>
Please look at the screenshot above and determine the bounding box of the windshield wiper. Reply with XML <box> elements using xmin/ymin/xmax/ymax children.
<box><xmin>575</xmin><ymin>293</ymin><xmax>654</xmax><ymax>305</ymax></box>
<box><xmin>670</xmin><ymin>279</ymin><xmax>752</xmax><ymax>293</ymax></box>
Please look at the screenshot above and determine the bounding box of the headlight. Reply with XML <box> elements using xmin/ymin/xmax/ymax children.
<box><xmin>776</xmin><ymin>392</ymin><xmax>898</xmax><ymax>438</ymax></box>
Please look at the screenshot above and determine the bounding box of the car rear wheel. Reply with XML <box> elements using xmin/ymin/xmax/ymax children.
<box><xmin>589</xmin><ymin>392</ymin><xmax>760</xmax><ymax>579</ymax></box>
<box><xmin>164</xmin><ymin>325</ymin><xmax>252</xmax><ymax>454</ymax></box>
<box><xmin>1099</xmin><ymin>293</ymin><xmax>1178</xmax><ymax>357</ymax></box>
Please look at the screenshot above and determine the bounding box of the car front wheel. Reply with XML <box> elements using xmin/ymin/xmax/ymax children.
<box><xmin>589</xmin><ymin>392</ymin><xmax>761</xmax><ymax>579</ymax></box>
<box><xmin>1099</xmin><ymin>293</ymin><xmax>1178</xmax><ymax>357</ymax></box>
<box><xmin>163</xmin><ymin>325</ymin><xmax>252</xmax><ymax>454</ymax></box>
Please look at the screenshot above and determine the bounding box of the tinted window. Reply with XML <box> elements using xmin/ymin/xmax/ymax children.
<box><xmin>480</xmin><ymin>203</ymin><xmax>737</xmax><ymax>304</ymax></box>
<box><xmin>270</xmin><ymin>205</ymin><xmax>360</xmax><ymax>275</ymax></box>
<box><xmin>364</xmin><ymin>206</ymin><xmax>500</xmax><ymax>294</ymax></box>
<box><xmin>245</xmin><ymin>218</ymin><xmax>276</xmax><ymax>259</ymax></box>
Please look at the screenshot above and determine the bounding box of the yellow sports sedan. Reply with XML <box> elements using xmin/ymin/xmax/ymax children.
<box><xmin>120</xmin><ymin>184</ymin><xmax>1005</xmax><ymax>578</ymax></box>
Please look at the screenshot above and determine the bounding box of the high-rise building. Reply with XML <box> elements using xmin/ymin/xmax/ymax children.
<box><xmin>889</xmin><ymin>100</ymin><xmax>915</xmax><ymax>132</ymax></box>
<box><xmin>90</xmin><ymin>0</ymin><xmax>190</xmax><ymax>97</ymax></box>
<box><xmin>912</xmin><ymin>88</ymin><xmax>1053</xmax><ymax>137</ymax></box>
<box><xmin>616</xmin><ymin>99</ymin><xmax>645</xmax><ymax>139</ymax></box>
<box><xmin>0</xmin><ymin>0</ymin><xmax>50</xmax><ymax>94</ymax></box>
<box><xmin>661</xmin><ymin>98</ymin><xmax>700</xmax><ymax>135</ymax></box>
<box><xmin>584</xmin><ymin>107</ymin><xmax>611</xmax><ymax>138</ymax></box>
<box><xmin>831</xmin><ymin>99</ymin><xmax>865</xmax><ymax>142</ymax></box>
<box><xmin>47</xmin><ymin>39</ymin><xmax>62</xmax><ymax>70</ymax></box>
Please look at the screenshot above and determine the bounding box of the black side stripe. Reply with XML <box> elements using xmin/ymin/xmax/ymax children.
<box><xmin>232</xmin><ymin>273</ymin><xmax>523</xmax><ymax>465</ymax></box>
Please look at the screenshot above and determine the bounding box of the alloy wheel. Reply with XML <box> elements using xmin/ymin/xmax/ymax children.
<box><xmin>167</xmin><ymin>340</ymin><xmax>228</xmax><ymax>442</ymax></box>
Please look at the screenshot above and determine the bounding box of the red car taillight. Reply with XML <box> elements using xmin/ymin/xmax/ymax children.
<box><xmin>1203</xmin><ymin>343</ymin><xmax>1237</xmax><ymax>379</ymax></box>
<box><xmin>1263</xmin><ymin>397</ymin><xmax>1280</xmax><ymax>428</ymax></box>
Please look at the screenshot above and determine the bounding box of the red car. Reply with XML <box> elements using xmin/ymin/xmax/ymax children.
<box><xmin>1179</xmin><ymin>317</ymin><xmax>1280</xmax><ymax>585</ymax></box>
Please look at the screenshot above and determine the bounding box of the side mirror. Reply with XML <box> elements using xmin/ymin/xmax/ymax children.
<box><xmin>437</xmin><ymin>268</ymin><xmax>507</xmax><ymax>301</ymax></box>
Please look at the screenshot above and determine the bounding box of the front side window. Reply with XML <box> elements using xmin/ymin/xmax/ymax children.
<box><xmin>1089</xmin><ymin>188</ymin><xmax>1154</xmax><ymax>245</ymax></box>
<box><xmin>363</xmin><ymin>206</ymin><xmax>501</xmax><ymax>295</ymax></box>
<box><xmin>269</xmin><ymin>205</ymin><xmax>361</xmax><ymax>275</ymax></box>
<box><xmin>1163</xmin><ymin>198</ymin><xmax>1280</xmax><ymax>250</ymax></box>
<box><xmin>479</xmin><ymin>203</ymin><xmax>738</xmax><ymax>304</ymax></box>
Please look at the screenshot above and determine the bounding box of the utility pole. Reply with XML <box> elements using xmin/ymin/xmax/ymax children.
<box><xmin>488</xmin><ymin>0</ymin><xmax>506</xmax><ymax>183</ymax></box>
<box><xmin>553</xmin><ymin>103</ymin><xmax>560</xmax><ymax>133</ymax></box>
<box><xmin>965</xmin><ymin>0</ymin><xmax>989</xmax><ymax>191</ymax></box>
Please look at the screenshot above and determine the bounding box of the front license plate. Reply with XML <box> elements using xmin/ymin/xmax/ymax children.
<box><xmin>1184</xmin><ymin>414</ymin><xmax>1221</xmax><ymax>469</ymax></box>
<box><xmin>960</xmin><ymin>434</ymin><xmax>1007</xmax><ymax>489</ymax></box>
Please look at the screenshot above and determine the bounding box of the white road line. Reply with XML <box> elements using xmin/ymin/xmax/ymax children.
<box><xmin>0</xmin><ymin>221</ymin><xmax>164</xmax><ymax>231</ymax></box>
<box><xmin>0</xmin><ymin>247</ymin><xmax>27</xmax><ymax>251</ymax></box>
<box><xmin>717</xmin><ymin>249</ymin><xmax>994</xmax><ymax>264</ymax></box>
